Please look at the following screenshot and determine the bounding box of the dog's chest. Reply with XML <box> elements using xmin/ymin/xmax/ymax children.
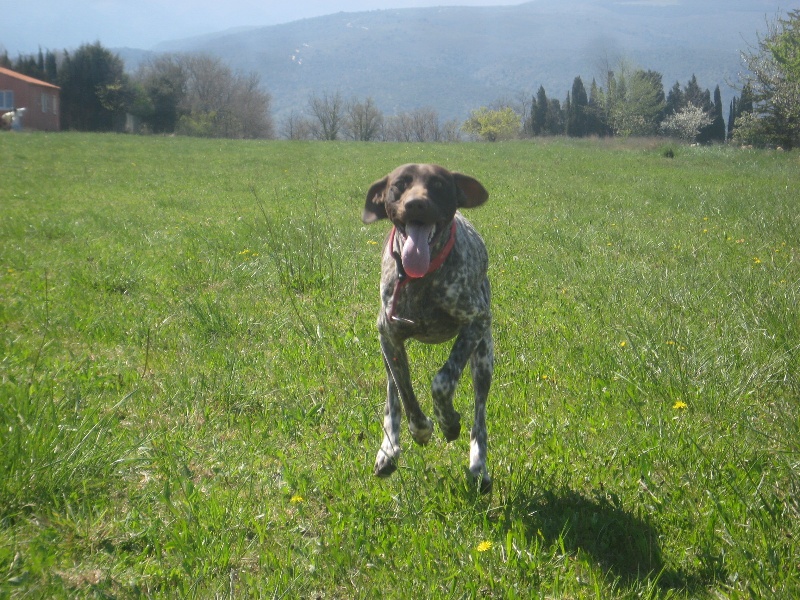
<box><xmin>378</xmin><ymin>220</ymin><xmax>489</xmax><ymax>342</ymax></box>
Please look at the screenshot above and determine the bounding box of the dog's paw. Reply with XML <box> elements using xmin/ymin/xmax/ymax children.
<box><xmin>408</xmin><ymin>417</ymin><xmax>434</xmax><ymax>445</ymax></box>
<box><xmin>467</xmin><ymin>467</ymin><xmax>493</xmax><ymax>494</ymax></box>
<box><xmin>439</xmin><ymin>412</ymin><xmax>462</xmax><ymax>442</ymax></box>
<box><xmin>374</xmin><ymin>450</ymin><xmax>398</xmax><ymax>478</ymax></box>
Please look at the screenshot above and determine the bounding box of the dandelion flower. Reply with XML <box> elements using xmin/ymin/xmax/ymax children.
<box><xmin>753</xmin><ymin>257</ymin><xmax>762</xmax><ymax>264</ymax></box>
<box><xmin>620</xmin><ymin>341</ymin><xmax>627</xmax><ymax>348</ymax></box>
<box><xmin>476</xmin><ymin>541</ymin><xmax>493</xmax><ymax>552</ymax></box>
<box><xmin>290</xmin><ymin>495</ymin><xmax>304</xmax><ymax>504</ymax></box>
<box><xmin>673</xmin><ymin>401</ymin><xmax>687</xmax><ymax>410</ymax></box>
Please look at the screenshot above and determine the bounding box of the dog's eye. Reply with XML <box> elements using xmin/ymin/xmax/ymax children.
<box><xmin>430</xmin><ymin>179</ymin><xmax>444</xmax><ymax>190</ymax></box>
<box><xmin>392</xmin><ymin>179</ymin><xmax>407</xmax><ymax>192</ymax></box>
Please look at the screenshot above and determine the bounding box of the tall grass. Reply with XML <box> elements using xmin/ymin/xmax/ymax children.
<box><xmin>1</xmin><ymin>133</ymin><xmax>798</xmax><ymax>598</ymax></box>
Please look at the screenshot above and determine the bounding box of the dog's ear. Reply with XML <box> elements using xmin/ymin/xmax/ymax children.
<box><xmin>363</xmin><ymin>176</ymin><xmax>389</xmax><ymax>223</ymax></box>
<box><xmin>453</xmin><ymin>173</ymin><xmax>489</xmax><ymax>209</ymax></box>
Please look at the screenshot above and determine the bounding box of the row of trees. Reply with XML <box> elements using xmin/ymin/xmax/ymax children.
<box><xmin>459</xmin><ymin>64</ymin><xmax>734</xmax><ymax>145</ymax></box>
<box><xmin>2</xmin><ymin>43</ymin><xmax>274</xmax><ymax>138</ymax></box>
<box><xmin>280</xmin><ymin>92</ymin><xmax>461</xmax><ymax>142</ymax></box>
<box><xmin>3</xmin><ymin>9</ymin><xmax>797</xmax><ymax>147</ymax></box>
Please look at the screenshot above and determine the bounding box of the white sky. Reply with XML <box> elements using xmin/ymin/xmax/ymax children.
<box><xmin>1</xmin><ymin>1</ymin><xmax>520</xmax><ymax>56</ymax></box>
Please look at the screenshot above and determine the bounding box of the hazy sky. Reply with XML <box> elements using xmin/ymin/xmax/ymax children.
<box><xmin>1</xmin><ymin>0</ymin><xmax>521</xmax><ymax>56</ymax></box>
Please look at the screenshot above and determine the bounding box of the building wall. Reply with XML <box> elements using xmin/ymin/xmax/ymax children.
<box><xmin>0</xmin><ymin>69</ymin><xmax>61</xmax><ymax>131</ymax></box>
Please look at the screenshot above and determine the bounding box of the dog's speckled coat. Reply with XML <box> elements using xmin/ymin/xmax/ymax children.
<box><xmin>362</xmin><ymin>164</ymin><xmax>493</xmax><ymax>492</ymax></box>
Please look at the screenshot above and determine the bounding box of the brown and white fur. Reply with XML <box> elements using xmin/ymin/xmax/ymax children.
<box><xmin>362</xmin><ymin>163</ymin><xmax>493</xmax><ymax>492</ymax></box>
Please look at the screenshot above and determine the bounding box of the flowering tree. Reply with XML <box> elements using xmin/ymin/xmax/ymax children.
<box><xmin>735</xmin><ymin>9</ymin><xmax>800</xmax><ymax>148</ymax></box>
<box><xmin>660</xmin><ymin>103</ymin><xmax>712</xmax><ymax>142</ymax></box>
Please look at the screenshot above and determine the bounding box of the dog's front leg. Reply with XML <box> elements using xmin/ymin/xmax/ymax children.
<box><xmin>375</xmin><ymin>334</ymin><xmax>434</xmax><ymax>477</ymax></box>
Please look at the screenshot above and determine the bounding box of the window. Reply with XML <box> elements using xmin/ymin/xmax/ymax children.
<box><xmin>40</xmin><ymin>93</ymin><xmax>58</xmax><ymax>114</ymax></box>
<box><xmin>0</xmin><ymin>90</ymin><xmax>14</xmax><ymax>110</ymax></box>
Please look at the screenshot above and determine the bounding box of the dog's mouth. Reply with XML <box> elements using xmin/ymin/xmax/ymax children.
<box><xmin>400</xmin><ymin>221</ymin><xmax>438</xmax><ymax>278</ymax></box>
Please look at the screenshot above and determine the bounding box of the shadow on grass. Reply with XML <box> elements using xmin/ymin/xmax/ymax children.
<box><xmin>507</xmin><ymin>487</ymin><xmax>718</xmax><ymax>593</ymax></box>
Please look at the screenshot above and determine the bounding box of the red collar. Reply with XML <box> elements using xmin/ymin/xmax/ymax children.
<box><xmin>386</xmin><ymin>220</ymin><xmax>457</xmax><ymax>324</ymax></box>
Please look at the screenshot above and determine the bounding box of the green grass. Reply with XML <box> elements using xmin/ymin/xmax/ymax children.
<box><xmin>1</xmin><ymin>133</ymin><xmax>798</xmax><ymax>598</ymax></box>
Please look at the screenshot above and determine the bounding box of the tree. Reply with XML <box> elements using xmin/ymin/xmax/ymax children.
<box><xmin>660</xmin><ymin>103</ymin><xmax>713</xmax><ymax>142</ymax></box>
<box><xmin>59</xmin><ymin>42</ymin><xmax>131</xmax><ymax>131</ymax></box>
<box><xmin>531</xmin><ymin>85</ymin><xmax>549</xmax><ymax>135</ymax></box>
<box><xmin>728</xmin><ymin>83</ymin><xmax>754</xmax><ymax>140</ymax></box>
<box><xmin>171</xmin><ymin>54</ymin><xmax>273</xmax><ymax>139</ymax></box>
<box><xmin>308</xmin><ymin>92</ymin><xmax>344</xmax><ymax>140</ymax></box>
<box><xmin>462</xmin><ymin>106</ymin><xmax>519</xmax><ymax>141</ymax></box>
<box><xmin>665</xmin><ymin>81</ymin><xmax>684</xmax><ymax>116</ymax></box>
<box><xmin>586</xmin><ymin>79</ymin><xmax>606</xmax><ymax>136</ymax></box>
<box><xmin>600</xmin><ymin>64</ymin><xmax>666</xmax><ymax>136</ymax></box>
<box><xmin>736</xmin><ymin>9</ymin><xmax>800</xmax><ymax>148</ymax></box>
<box><xmin>343</xmin><ymin>97</ymin><xmax>383</xmax><ymax>141</ymax></box>
<box><xmin>567</xmin><ymin>76</ymin><xmax>589</xmax><ymax>137</ymax></box>
<box><xmin>280</xmin><ymin>110</ymin><xmax>313</xmax><ymax>140</ymax></box>
<box><xmin>544</xmin><ymin>98</ymin><xmax>564</xmax><ymax>135</ymax></box>
<box><xmin>135</xmin><ymin>55</ymin><xmax>187</xmax><ymax>133</ymax></box>
<box><xmin>410</xmin><ymin>107</ymin><xmax>441</xmax><ymax>142</ymax></box>
<box><xmin>705</xmin><ymin>85</ymin><xmax>727</xmax><ymax>143</ymax></box>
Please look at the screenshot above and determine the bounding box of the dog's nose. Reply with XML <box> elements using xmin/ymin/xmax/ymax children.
<box><xmin>403</xmin><ymin>197</ymin><xmax>430</xmax><ymax>217</ymax></box>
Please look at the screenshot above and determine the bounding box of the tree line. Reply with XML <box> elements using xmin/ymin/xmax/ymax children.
<box><xmin>1</xmin><ymin>44</ymin><xmax>273</xmax><ymax>138</ymax></box>
<box><xmin>3</xmin><ymin>9</ymin><xmax>797</xmax><ymax>148</ymax></box>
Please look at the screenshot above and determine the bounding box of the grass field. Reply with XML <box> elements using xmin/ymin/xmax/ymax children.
<box><xmin>1</xmin><ymin>133</ymin><xmax>798</xmax><ymax>598</ymax></box>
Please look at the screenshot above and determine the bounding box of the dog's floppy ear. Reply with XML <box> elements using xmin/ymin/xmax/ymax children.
<box><xmin>363</xmin><ymin>175</ymin><xmax>389</xmax><ymax>223</ymax></box>
<box><xmin>453</xmin><ymin>173</ymin><xmax>489</xmax><ymax>209</ymax></box>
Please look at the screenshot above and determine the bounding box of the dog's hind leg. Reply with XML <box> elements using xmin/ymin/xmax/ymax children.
<box><xmin>468</xmin><ymin>328</ymin><xmax>493</xmax><ymax>493</ymax></box>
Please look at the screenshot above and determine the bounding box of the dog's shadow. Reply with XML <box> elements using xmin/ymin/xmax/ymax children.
<box><xmin>502</xmin><ymin>487</ymin><xmax>707</xmax><ymax>592</ymax></box>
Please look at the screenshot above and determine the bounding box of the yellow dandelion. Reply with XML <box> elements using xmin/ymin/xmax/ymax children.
<box><xmin>367</xmin><ymin>240</ymin><xmax>378</xmax><ymax>245</ymax></box>
<box><xmin>666</xmin><ymin>340</ymin><xmax>675</xmax><ymax>346</ymax></box>
<box><xmin>620</xmin><ymin>341</ymin><xmax>627</xmax><ymax>348</ymax></box>
<box><xmin>290</xmin><ymin>495</ymin><xmax>304</xmax><ymax>504</ymax></box>
<box><xmin>673</xmin><ymin>401</ymin><xmax>688</xmax><ymax>410</ymax></box>
<box><xmin>753</xmin><ymin>257</ymin><xmax>762</xmax><ymax>264</ymax></box>
<box><xmin>476</xmin><ymin>541</ymin><xmax>493</xmax><ymax>552</ymax></box>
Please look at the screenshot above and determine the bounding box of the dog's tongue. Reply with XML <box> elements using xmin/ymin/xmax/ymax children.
<box><xmin>401</xmin><ymin>223</ymin><xmax>435</xmax><ymax>278</ymax></box>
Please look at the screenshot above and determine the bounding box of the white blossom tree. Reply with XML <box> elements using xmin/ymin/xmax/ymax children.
<box><xmin>660</xmin><ymin>103</ymin><xmax>712</xmax><ymax>142</ymax></box>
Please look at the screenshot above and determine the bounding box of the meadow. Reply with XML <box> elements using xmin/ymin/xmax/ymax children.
<box><xmin>0</xmin><ymin>133</ymin><xmax>798</xmax><ymax>598</ymax></box>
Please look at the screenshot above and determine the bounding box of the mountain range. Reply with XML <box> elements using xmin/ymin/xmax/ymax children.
<box><xmin>117</xmin><ymin>0</ymin><xmax>786</xmax><ymax>122</ymax></box>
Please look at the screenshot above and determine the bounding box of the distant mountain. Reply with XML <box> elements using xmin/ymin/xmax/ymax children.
<box><xmin>118</xmin><ymin>0</ymin><xmax>785</xmax><ymax>122</ymax></box>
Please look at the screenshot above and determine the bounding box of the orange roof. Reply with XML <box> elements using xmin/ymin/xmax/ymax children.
<box><xmin>0</xmin><ymin>66</ymin><xmax>60</xmax><ymax>90</ymax></box>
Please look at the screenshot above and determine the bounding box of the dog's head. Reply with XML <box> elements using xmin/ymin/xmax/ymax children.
<box><xmin>363</xmin><ymin>163</ymin><xmax>488</xmax><ymax>277</ymax></box>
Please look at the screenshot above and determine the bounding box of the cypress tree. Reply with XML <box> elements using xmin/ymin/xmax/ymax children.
<box><xmin>665</xmin><ymin>81</ymin><xmax>684</xmax><ymax>115</ymax></box>
<box><xmin>567</xmin><ymin>76</ymin><xmax>589</xmax><ymax>137</ymax></box>
<box><xmin>587</xmin><ymin>78</ymin><xmax>605</xmax><ymax>136</ymax></box>
<box><xmin>728</xmin><ymin>97</ymin><xmax>738</xmax><ymax>140</ymax></box>
<box><xmin>532</xmin><ymin>85</ymin><xmax>548</xmax><ymax>136</ymax></box>
<box><xmin>708</xmin><ymin>85</ymin><xmax>726</xmax><ymax>143</ymax></box>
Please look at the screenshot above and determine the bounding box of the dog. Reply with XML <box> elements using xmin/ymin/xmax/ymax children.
<box><xmin>362</xmin><ymin>163</ymin><xmax>493</xmax><ymax>492</ymax></box>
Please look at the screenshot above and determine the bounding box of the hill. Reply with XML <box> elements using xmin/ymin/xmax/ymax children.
<box><xmin>120</xmin><ymin>0</ymin><xmax>785</xmax><ymax>121</ymax></box>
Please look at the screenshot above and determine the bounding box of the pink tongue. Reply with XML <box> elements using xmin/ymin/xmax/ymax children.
<box><xmin>401</xmin><ymin>223</ymin><xmax>435</xmax><ymax>278</ymax></box>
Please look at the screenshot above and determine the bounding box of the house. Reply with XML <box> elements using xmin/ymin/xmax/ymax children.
<box><xmin>0</xmin><ymin>67</ymin><xmax>60</xmax><ymax>131</ymax></box>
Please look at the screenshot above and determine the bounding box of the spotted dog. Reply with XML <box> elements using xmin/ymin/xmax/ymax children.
<box><xmin>362</xmin><ymin>163</ymin><xmax>493</xmax><ymax>493</ymax></box>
